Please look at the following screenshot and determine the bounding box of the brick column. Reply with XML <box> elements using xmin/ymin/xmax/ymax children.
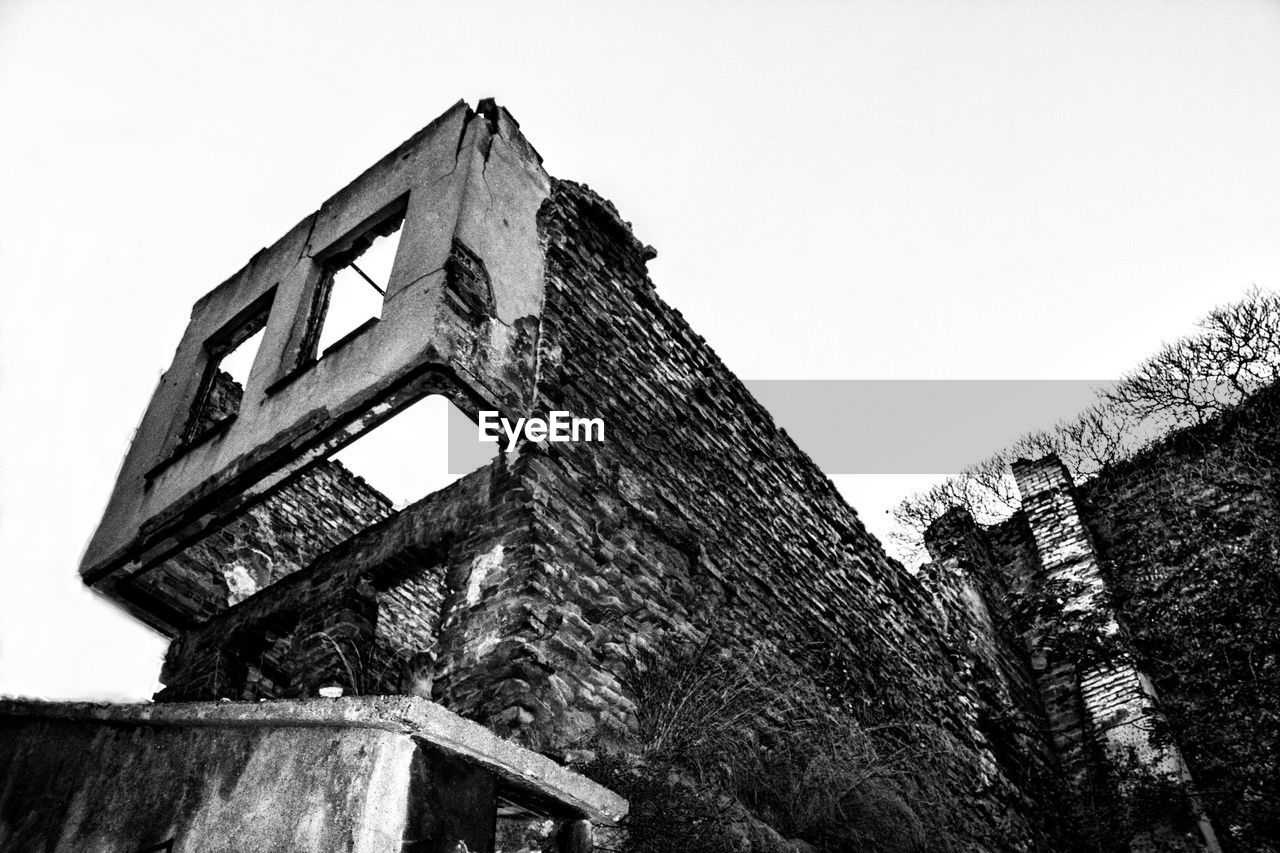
<box><xmin>1013</xmin><ymin>456</ymin><xmax>1220</xmax><ymax>853</ymax></box>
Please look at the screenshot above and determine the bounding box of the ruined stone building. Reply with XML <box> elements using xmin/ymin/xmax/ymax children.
<box><xmin>925</xmin><ymin>388</ymin><xmax>1280</xmax><ymax>853</ymax></box>
<box><xmin>3</xmin><ymin>99</ymin><xmax>1273</xmax><ymax>852</ymax></box>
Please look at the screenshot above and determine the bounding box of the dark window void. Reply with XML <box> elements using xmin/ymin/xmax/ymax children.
<box><xmin>226</xmin><ymin>611</ymin><xmax>299</xmax><ymax>700</ymax></box>
<box><xmin>310</xmin><ymin>206</ymin><xmax>405</xmax><ymax>359</ymax></box>
<box><xmin>184</xmin><ymin>297</ymin><xmax>270</xmax><ymax>444</ymax></box>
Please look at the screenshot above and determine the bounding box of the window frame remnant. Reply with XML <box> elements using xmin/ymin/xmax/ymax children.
<box><xmin>299</xmin><ymin>195</ymin><xmax>409</xmax><ymax>366</ymax></box>
<box><xmin>181</xmin><ymin>288</ymin><xmax>275</xmax><ymax>447</ymax></box>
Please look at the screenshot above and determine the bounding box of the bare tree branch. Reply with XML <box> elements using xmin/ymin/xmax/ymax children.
<box><xmin>890</xmin><ymin>287</ymin><xmax>1280</xmax><ymax>563</ymax></box>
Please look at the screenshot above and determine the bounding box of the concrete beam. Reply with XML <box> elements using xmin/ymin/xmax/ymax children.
<box><xmin>0</xmin><ymin>695</ymin><xmax>627</xmax><ymax>826</ymax></box>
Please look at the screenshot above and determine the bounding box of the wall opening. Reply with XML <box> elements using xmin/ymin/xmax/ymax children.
<box><xmin>184</xmin><ymin>296</ymin><xmax>270</xmax><ymax>444</ymax></box>
<box><xmin>310</xmin><ymin>204</ymin><xmax>405</xmax><ymax>358</ymax></box>
<box><xmin>370</xmin><ymin>554</ymin><xmax>447</xmax><ymax>696</ymax></box>
<box><xmin>124</xmin><ymin>393</ymin><xmax>499</xmax><ymax>629</ymax></box>
<box><xmin>225</xmin><ymin>611</ymin><xmax>299</xmax><ymax>700</ymax></box>
<box><xmin>331</xmin><ymin>394</ymin><xmax>497</xmax><ymax>508</ymax></box>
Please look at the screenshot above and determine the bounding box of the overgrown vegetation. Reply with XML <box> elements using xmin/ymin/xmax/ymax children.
<box><xmin>892</xmin><ymin>287</ymin><xmax>1280</xmax><ymax>561</ymax></box>
<box><xmin>976</xmin><ymin>376</ymin><xmax>1280</xmax><ymax>852</ymax></box>
<box><xmin>1006</xmin><ymin>573</ymin><xmax>1125</xmax><ymax>670</ymax></box>
<box><xmin>297</xmin><ymin>628</ymin><xmax>433</xmax><ymax>698</ymax></box>
<box><xmin>577</xmin><ymin>637</ymin><xmax>978</xmax><ymax>853</ymax></box>
<box><xmin>896</xmin><ymin>294</ymin><xmax>1280</xmax><ymax>851</ymax></box>
<box><xmin>1086</xmin><ymin>388</ymin><xmax>1280</xmax><ymax>853</ymax></box>
<box><xmin>1061</xmin><ymin>746</ymin><xmax>1207</xmax><ymax>853</ymax></box>
<box><xmin>882</xmin><ymin>288</ymin><xmax>1280</xmax><ymax>850</ymax></box>
<box><xmin>576</xmin><ymin>630</ymin><xmax>1244</xmax><ymax>853</ymax></box>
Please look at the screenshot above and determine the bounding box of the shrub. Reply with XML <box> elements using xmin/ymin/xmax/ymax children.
<box><xmin>578</xmin><ymin>637</ymin><xmax>972</xmax><ymax>853</ymax></box>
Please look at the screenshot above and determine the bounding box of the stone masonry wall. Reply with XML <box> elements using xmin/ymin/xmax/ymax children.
<box><xmin>1008</xmin><ymin>457</ymin><xmax>1137</xmax><ymax>785</ymax></box>
<box><xmin>148</xmin><ymin>176</ymin><xmax>1175</xmax><ymax>851</ymax></box>
<box><xmin>187</xmin><ymin>368</ymin><xmax>243</xmax><ymax>439</ymax></box>
<box><xmin>432</xmin><ymin>179</ymin><xmax>1062</xmax><ymax>850</ymax></box>
<box><xmin>966</xmin><ymin>388</ymin><xmax>1280</xmax><ymax>852</ymax></box>
<box><xmin>922</xmin><ymin>510</ymin><xmax>1062</xmax><ymax>816</ymax></box>
<box><xmin>1075</xmin><ymin>387</ymin><xmax>1280</xmax><ymax>853</ymax></box>
<box><xmin>157</xmin><ymin>461</ymin><xmax>528</xmax><ymax>701</ymax></box>
<box><xmin>1012</xmin><ymin>457</ymin><xmax>1209</xmax><ymax>851</ymax></box>
<box><xmin>373</xmin><ymin>564</ymin><xmax>448</xmax><ymax>693</ymax></box>
<box><xmin>124</xmin><ymin>459</ymin><xmax>393</xmax><ymax>630</ymax></box>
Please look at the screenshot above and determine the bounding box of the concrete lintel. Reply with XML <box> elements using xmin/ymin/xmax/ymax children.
<box><xmin>0</xmin><ymin>695</ymin><xmax>627</xmax><ymax>825</ymax></box>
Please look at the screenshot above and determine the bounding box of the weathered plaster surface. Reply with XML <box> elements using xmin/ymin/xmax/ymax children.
<box><xmin>0</xmin><ymin>695</ymin><xmax>625</xmax><ymax>853</ymax></box>
<box><xmin>82</xmin><ymin>100</ymin><xmax>550</xmax><ymax>606</ymax></box>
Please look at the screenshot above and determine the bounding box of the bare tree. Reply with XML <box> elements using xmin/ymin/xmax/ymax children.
<box><xmin>890</xmin><ymin>287</ymin><xmax>1280</xmax><ymax>564</ymax></box>
<box><xmin>1106</xmin><ymin>286</ymin><xmax>1280</xmax><ymax>425</ymax></box>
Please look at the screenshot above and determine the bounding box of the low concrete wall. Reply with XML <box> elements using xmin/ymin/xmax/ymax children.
<box><xmin>0</xmin><ymin>696</ymin><xmax>625</xmax><ymax>853</ymax></box>
<box><xmin>1</xmin><ymin>714</ymin><xmax>413</xmax><ymax>852</ymax></box>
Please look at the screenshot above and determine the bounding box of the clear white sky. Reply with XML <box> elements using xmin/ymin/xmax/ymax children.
<box><xmin>2</xmin><ymin>0</ymin><xmax>1278</xmax><ymax>701</ymax></box>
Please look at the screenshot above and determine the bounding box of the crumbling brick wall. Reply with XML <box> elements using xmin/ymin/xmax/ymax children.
<box><xmin>923</xmin><ymin>510</ymin><xmax>1062</xmax><ymax>814</ymax></box>
<box><xmin>424</xmin><ymin>179</ymin><xmax>1062</xmax><ymax>850</ymax></box>
<box><xmin>85</xmin><ymin>99</ymin><xmax>1280</xmax><ymax>851</ymax></box>
<box><xmin>157</xmin><ymin>177</ymin><xmax>1064</xmax><ymax>849</ymax></box>
<box><xmin>963</xmin><ymin>386</ymin><xmax>1280</xmax><ymax>852</ymax></box>
<box><xmin>157</xmin><ymin>462</ymin><xmax>530</xmax><ymax>702</ymax></box>
<box><xmin>1076</xmin><ymin>388</ymin><xmax>1280</xmax><ymax>852</ymax></box>
<box><xmin>121</xmin><ymin>460</ymin><xmax>393</xmax><ymax>628</ymax></box>
<box><xmin>187</xmin><ymin>368</ymin><xmax>243</xmax><ymax>439</ymax></box>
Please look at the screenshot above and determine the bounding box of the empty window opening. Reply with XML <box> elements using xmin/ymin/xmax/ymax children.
<box><xmin>370</xmin><ymin>557</ymin><xmax>447</xmax><ymax>696</ymax></box>
<box><xmin>185</xmin><ymin>303</ymin><xmax>269</xmax><ymax>444</ymax></box>
<box><xmin>312</xmin><ymin>209</ymin><xmax>404</xmax><ymax>358</ymax></box>
<box><xmin>332</xmin><ymin>394</ymin><xmax>497</xmax><ymax>509</ymax></box>
<box><xmin>132</xmin><ymin>394</ymin><xmax>497</xmax><ymax>630</ymax></box>
<box><xmin>226</xmin><ymin>614</ymin><xmax>298</xmax><ymax>701</ymax></box>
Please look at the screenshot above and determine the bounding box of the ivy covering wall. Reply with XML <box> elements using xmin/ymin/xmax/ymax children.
<box><xmin>1079</xmin><ymin>385</ymin><xmax>1280</xmax><ymax>853</ymax></box>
